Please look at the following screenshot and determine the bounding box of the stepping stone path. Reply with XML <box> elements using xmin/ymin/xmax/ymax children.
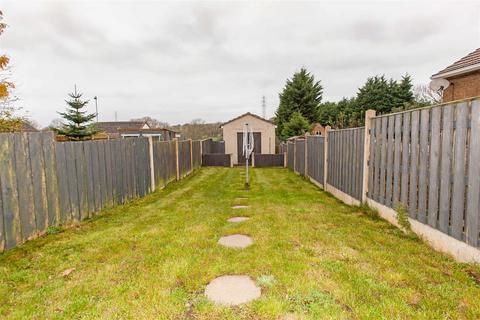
<box><xmin>205</xmin><ymin>275</ymin><xmax>261</xmax><ymax>306</ymax></box>
<box><xmin>232</xmin><ymin>205</ymin><xmax>249</xmax><ymax>209</ymax></box>
<box><xmin>205</xmin><ymin>200</ymin><xmax>261</xmax><ymax>306</ymax></box>
<box><xmin>218</xmin><ymin>234</ymin><xmax>253</xmax><ymax>249</ymax></box>
<box><xmin>227</xmin><ymin>217</ymin><xmax>249</xmax><ymax>223</ymax></box>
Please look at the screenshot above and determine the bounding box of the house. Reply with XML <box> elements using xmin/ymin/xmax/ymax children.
<box><xmin>19</xmin><ymin>121</ymin><xmax>39</xmax><ymax>132</ymax></box>
<box><xmin>431</xmin><ymin>48</ymin><xmax>480</xmax><ymax>102</ymax></box>
<box><xmin>310</xmin><ymin>123</ymin><xmax>326</xmax><ymax>136</ymax></box>
<box><xmin>96</xmin><ymin>121</ymin><xmax>179</xmax><ymax>141</ymax></box>
<box><xmin>221</xmin><ymin>112</ymin><xmax>276</xmax><ymax>165</ymax></box>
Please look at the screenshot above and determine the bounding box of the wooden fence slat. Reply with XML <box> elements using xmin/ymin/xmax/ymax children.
<box><xmin>84</xmin><ymin>142</ymin><xmax>95</xmax><ymax>216</ymax></box>
<box><xmin>466</xmin><ymin>100</ymin><xmax>480</xmax><ymax>246</ymax></box>
<box><xmin>438</xmin><ymin>104</ymin><xmax>454</xmax><ymax>234</ymax></box>
<box><xmin>427</xmin><ymin>107</ymin><xmax>441</xmax><ymax>227</ymax></box>
<box><xmin>368</xmin><ymin>120</ymin><xmax>376</xmax><ymax>198</ymax></box>
<box><xmin>104</xmin><ymin>141</ymin><xmax>114</xmax><ymax>206</ymax></box>
<box><xmin>65</xmin><ymin>142</ymin><xmax>80</xmax><ymax>222</ymax></box>
<box><xmin>97</xmin><ymin>141</ymin><xmax>108</xmax><ymax>209</ymax></box>
<box><xmin>0</xmin><ymin>134</ymin><xmax>21</xmax><ymax>249</ymax></box>
<box><xmin>408</xmin><ymin>111</ymin><xmax>420</xmax><ymax>218</ymax></box>
<box><xmin>55</xmin><ymin>143</ymin><xmax>71</xmax><ymax>223</ymax></box>
<box><xmin>385</xmin><ymin>116</ymin><xmax>395</xmax><ymax>207</ymax></box>
<box><xmin>400</xmin><ymin>112</ymin><xmax>410</xmax><ymax>206</ymax></box>
<box><xmin>91</xmin><ymin>142</ymin><xmax>101</xmax><ymax>211</ymax></box>
<box><xmin>28</xmin><ymin>133</ymin><xmax>48</xmax><ymax>233</ymax></box>
<box><xmin>451</xmin><ymin>102</ymin><xmax>469</xmax><ymax>240</ymax></box>
<box><xmin>379</xmin><ymin>117</ymin><xmax>388</xmax><ymax>204</ymax></box>
<box><xmin>417</xmin><ymin>108</ymin><xmax>430</xmax><ymax>223</ymax></box>
<box><xmin>74</xmin><ymin>142</ymin><xmax>88</xmax><ymax>220</ymax></box>
<box><xmin>373</xmin><ymin>118</ymin><xmax>382</xmax><ymax>201</ymax></box>
<box><xmin>392</xmin><ymin>114</ymin><xmax>402</xmax><ymax>207</ymax></box>
<box><xmin>41</xmin><ymin>132</ymin><xmax>59</xmax><ymax>226</ymax></box>
<box><xmin>13</xmin><ymin>133</ymin><xmax>36</xmax><ymax>241</ymax></box>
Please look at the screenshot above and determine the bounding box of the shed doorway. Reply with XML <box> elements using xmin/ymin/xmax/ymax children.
<box><xmin>237</xmin><ymin>132</ymin><xmax>261</xmax><ymax>165</ymax></box>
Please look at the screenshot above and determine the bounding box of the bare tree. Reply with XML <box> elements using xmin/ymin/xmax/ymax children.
<box><xmin>131</xmin><ymin>116</ymin><xmax>169</xmax><ymax>128</ymax></box>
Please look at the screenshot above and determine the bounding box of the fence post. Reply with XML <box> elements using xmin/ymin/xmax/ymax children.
<box><xmin>175</xmin><ymin>138</ymin><xmax>180</xmax><ymax>181</ymax></box>
<box><xmin>284</xmin><ymin>150</ymin><xmax>287</xmax><ymax>168</ymax></box>
<box><xmin>252</xmin><ymin>152</ymin><xmax>255</xmax><ymax>167</ymax></box>
<box><xmin>362</xmin><ymin>110</ymin><xmax>376</xmax><ymax>202</ymax></box>
<box><xmin>189</xmin><ymin>139</ymin><xmax>193</xmax><ymax>173</ymax></box>
<box><xmin>324</xmin><ymin>126</ymin><xmax>331</xmax><ymax>188</ymax></box>
<box><xmin>148</xmin><ymin>136</ymin><xmax>156</xmax><ymax>191</ymax></box>
<box><xmin>199</xmin><ymin>139</ymin><xmax>204</xmax><ymax>166</ymax></box>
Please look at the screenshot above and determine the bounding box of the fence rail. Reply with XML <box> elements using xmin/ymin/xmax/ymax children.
<box><xmin>0</xmin><ymin>134</ymin><xmax>202</xmax><ymax>252</ymax></box>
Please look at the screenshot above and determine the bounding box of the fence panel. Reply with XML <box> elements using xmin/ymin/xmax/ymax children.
<box><xmin>294</xmin><ymin>139</ymin><xmax>305</xmax><ymax>175</ymax></box>
<box><xmin>202</xmin><ymin>139</ymin><xmax>225</xmax><ymax>154</ymax></box>
<box><xmin>287</xmin><ymin>142</ymin><xmax>294</xmax><ymax>170</ymax></box>
<box><xmin>327</xmin><ymin>128</ymin><xmax>364</xmax><ymax>200</ymax></box>
<box><xmin>202</xmin><ymin>154</ymin><xmax>231</xmax><ymax>166</ymax></box>
<box><xmin>368</xmin><ymin>99</ymin><xmax>480</xmax><ymax>248</ymax></box>
<box><xmin>254</xmin><ymin>154</ymin><xmax>284</xmax><ymax>167</ymax></box>
<box><xmin>178</xmin><ymin>140</ymin><xmax>192</xmax><ymax>177</ymax></box>
<box><xmin>306</xmin><ymin>136</ymin><xmax>324</xmax><ymax>185</ymax></box>
<box><xmin>192</xmin><ymin>140</ymin><xmax>202</xmax><ymax>168</ymax></box>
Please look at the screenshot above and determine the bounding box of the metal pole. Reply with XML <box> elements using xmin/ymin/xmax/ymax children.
<box><xmin>94</xmin><ymin>96</ymin><xmax>98</xmax><ymax>122</ymax></box>
<box><xmin>245</xmin><ymin>157</ymin><xmax>249</xmax><ymax>189</ymax></box>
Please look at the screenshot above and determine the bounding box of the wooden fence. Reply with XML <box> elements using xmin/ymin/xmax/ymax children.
<box><xmin>327</xmin><ymin>128</ymin><xmax>364</xmax><ymax>201</ymax></box>
<box><xmin>368</xmin><ymin>100</ymin><xmax>480</xmax><ymax>247</ymax></box>
<box><xmin>202</xmin><ymin>139</ymin><xmax>225</xmax><ymax>154</ymax></box>
<box><xmin>202</xmin><ymin>154</ymin><xmax>232</xmax><ymax>167</ymax></box>
<box><xmin>253</xmin><ymin>154</ymin><xmax>285</xmax><ymax>167</ymax></box>
<box><xmin>0</xmin><ymin>133</ymin><xmax>202</xmax><ymax>252</ymax></box>
<box><xmin>284</xmin><ymin>98</ymin><xmax>480</xmax><ymax>261</ymax></box>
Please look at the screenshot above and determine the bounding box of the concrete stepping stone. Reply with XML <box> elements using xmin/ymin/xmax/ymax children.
<box><xmin>218</xmin><ymin>234</ymin><xmax>252</xmax><ymax>248</ymax></box>
<box><xmin>232</xmin><ymin>205</ymin><xmax>249</xmax><ymax>209</ymax></box>
<box><xmin>205</xmin><ymin>275</ymin><xmax>261</xmax><ymax>306</ymax></box>
<box><xmin>227</xmin><ymin>217</ymin><xmax>250</xmax><ymax>223</ymax></box>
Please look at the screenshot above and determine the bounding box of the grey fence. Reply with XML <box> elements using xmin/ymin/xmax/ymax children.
<box><xmin>253</xmin><ymin>154</ymin><xmax>284</xmax><ymax>167</ymax></box>
<box><xmin>202</xmin><ymin>154</ymin><xmax>231</xmax><ymax>167</ymax></box>
<box><xmin>328</xmin><ymin>128</ymin><xmax>365</xmax><ymax>201</ymax></box>
<box><xmin>0</xmin><ymin>132</ymin><xmax>152</xmax><ymax>251</ymax></box>
<box><xmin>152</xmin><ymin>140</ymin><xmax>177</xmax><ymax>186</ymax></box>
<box><xmin>202</xmin><ymin>139</ymin><xmax>225</xmax><ymax>154</ymax></box>
<box><xmin>294</xmin><ymin>139</ymin><xmax>306</xmax><ymax>175</ymax></box>
<box><xmin>0</xmin><ymin>133</ymin><xmax>205</xmax><ymax>253</ymax></box>
<box><xmin>192</xmin><ymin>140</ymin><xmax>202</xmax><ymax>168</ymax></box>
<box><xmin>287</xmin><ymin>142</ymin><xmax>294</xmax><ymax>170</ymax></box>
<box><xmin>369</xmin><ymin>100</ymin><xmax>480</xmax><ymax>247</ymax></box>
<box><xmin>306</xmin><ymin>135</ymin><xmax>325</xmax><ymax>185</ymax></box>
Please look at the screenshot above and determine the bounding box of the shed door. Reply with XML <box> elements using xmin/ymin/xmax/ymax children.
<box><xmin>237</xmin><ymin>132</ymin><xmax>261</xmax><ymax>164</ymax></box>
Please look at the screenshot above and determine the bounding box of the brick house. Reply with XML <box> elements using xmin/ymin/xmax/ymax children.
<box><xmin>431</xmin><ymin>48</ymin><xmax>480</xmax><ymax>102</ymax></box>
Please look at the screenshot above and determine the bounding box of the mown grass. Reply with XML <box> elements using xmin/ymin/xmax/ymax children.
<box><xmin>1</xmin><ymin>167</ymin><xmax>480</xmax><ymax>319</ymax></box>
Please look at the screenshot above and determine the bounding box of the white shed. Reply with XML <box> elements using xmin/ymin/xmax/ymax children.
<box><xmin>221</xmin><ymin>113</ymin><xmax>276</xmax><ymax>165</ymax></box>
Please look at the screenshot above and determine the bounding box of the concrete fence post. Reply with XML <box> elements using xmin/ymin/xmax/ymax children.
<box><xmin>324</xmin><ymin>126</ymin><xmax>331</xmax><ymax>188</ymax></box>
<box><xmin>284</xmin><ymin>150</ymin><xmax>287</xmax><ymax>168</ymax></box>
<box><xmin>362</xmin><ymin>110</ymin><xmax>376</xmax><ymax>202</ymax></box>
<box><xmin>293</xmin><ymin>140</ymin><xmax>296</xmax><ymax>173</ymax></box>
<box><xmin>175</xmin><ymin>138</ymin><xmax>180</xmax><ymax>181</ymax></box>
<box><xmin>199</xmin><ymin>139</ymin><xmax>204</xmax><ymax>166</ymax></box>
<box><xmin>252</xmin><ymin>152</ymin><xmax>255</xmax><ymax>167</ymax></box>
<box><xmin>148</xmin><ymin>136</ymin><xmax>156</xmax><ymax>192</ymax></box>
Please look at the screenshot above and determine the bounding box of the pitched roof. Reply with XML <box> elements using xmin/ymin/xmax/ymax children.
<box><xmin>96</xmin><ymin>121</ymin><xmax>147</xmax><ymax>133</ymax></box>
<box><xmin>432</xmin><ymin>48</ymin><xmax>480</xmax><ymax>79</ymax></box>
<box><xmin>221</xmin><ymin>112</ymin><xmax>275</xmax><ymax>127</ymax></box>
<box><xmin>20</xmin><ymin>122</ymin><xmax>39</xmax><ymax>132</ymax></box>
<box><xmin>118</xmin><ymin>128</ymin><xmax>178</xmax><ymax>134</ymax></box>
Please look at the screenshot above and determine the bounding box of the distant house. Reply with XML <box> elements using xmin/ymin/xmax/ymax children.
<box><xmin>431</xmin><ymin>48</ymin><xmax>480</xmax><ymax>102</ymax></box>
<box><xmin>95</xmin><ymin>121</ymin><xmax>179</xmax><ymax>141</ymax></box>
<box><xmin>221</xmin><ymin>112</ymin><xmax>276</xmax><ymax>165</ymax></box>
<box><xmin>19</xmin><ymin>121</ymin><xmax>39</xmax><ymax>132</ymax></box>
<box><xmin>310</xmin><ymin>123</ymin><xmax>326</xmax><ymax>136</ymax></box>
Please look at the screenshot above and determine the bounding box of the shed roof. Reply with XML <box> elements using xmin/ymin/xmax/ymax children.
<box><xmin>221</xmin><ymin>112</ymin><xmax>274</xmax><ymax>127</ymax></box>
<box><xmin>96</xmin><ymin>121</ymin><xmax>147</xmax><ymax>133</ymax></box>
<box><xmin>431</xmin><ymin>48</ymin><xmax>480</xmax><ymax>79</ymax></box>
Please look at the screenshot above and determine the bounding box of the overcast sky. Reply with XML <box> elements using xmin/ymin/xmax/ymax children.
<box><xmin>2</xmin><ymin>0</ymin><xmax>480</xmax><ymax>127</ymax></box>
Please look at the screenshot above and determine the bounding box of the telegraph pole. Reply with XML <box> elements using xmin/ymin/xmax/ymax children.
<box><xmin>262</xmin><ymin>95</ymin><xmax>266</xmax><ymax>119</ymax></box>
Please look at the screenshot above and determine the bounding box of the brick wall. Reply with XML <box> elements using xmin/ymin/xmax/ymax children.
<box><xmin>443</xmin><ymin>71</ymin><xmax>480</xmax><ymax>102</ymax></box>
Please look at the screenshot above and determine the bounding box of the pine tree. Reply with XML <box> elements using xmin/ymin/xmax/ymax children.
<box><xmin>57</xmin><ymin>86</ymin><xmax>98</xmax><ymax>140</ymax></box>
<box><xmin>281</xmin><ymin>112</ymin><xmax>310</xmax><ymax>138</ymax></box>
<box><xmin>275</xmin><ymin>68</ymin><xmax>323</xmax><ymax>140</ymax></box>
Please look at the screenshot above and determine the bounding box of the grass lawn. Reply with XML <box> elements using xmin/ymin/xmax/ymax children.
<box><xmin>1</xmin><ymin>167</ymin><xmax>480</xmax><ymax>319</ymax></box>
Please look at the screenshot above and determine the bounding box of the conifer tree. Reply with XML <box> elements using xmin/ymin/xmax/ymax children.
<box><xmin>275</xmin><ymin>68</ymin><xmax>323</xmax><ymax>140</ymax></box>
<box><xmin>281</xmin><ymin>112</ymin><xmax>310</xmax><ymax>138</ymax></box>
<box><xmin>57</xmin><ymin>86</ymin><xmax>98</xmax><ymax>140</ymax></box>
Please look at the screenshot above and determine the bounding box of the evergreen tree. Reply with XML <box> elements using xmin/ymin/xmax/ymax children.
<box><xmin>57</xmin><ymin>86</ymin><xmax>98</xmax><ymax>140</ymax></box>
<box><xmin>275</xmin><ymin>68</ymin><xmax>323</xmax><ymax>140</ymax></box>
<box><xmin>281</xmin><ymin>112</ymin><xmax>310</xmax><ymax>138</ymax></box>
